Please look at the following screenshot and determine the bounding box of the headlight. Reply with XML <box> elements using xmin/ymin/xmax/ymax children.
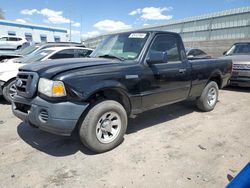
<box><xmin>38</xmin><ymin>78</ymin><xmax>66</xmax><ymax>97</ymax></box>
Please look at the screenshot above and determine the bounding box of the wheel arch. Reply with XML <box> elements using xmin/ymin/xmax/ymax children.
<box><xmin>207</xmin><ymin>70</ymin><xmax>223</xmax><ymax>89</ymax></box>
<box><xmin>85</xmin><ymin>87</ymin><xmax>132</xmax><ymax>116</ymax></box>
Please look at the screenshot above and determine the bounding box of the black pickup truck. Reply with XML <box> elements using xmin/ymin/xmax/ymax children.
<box><xmin>12</xmin><ymin>31</ymin><xmax>232</xmax><ymax>153</ymax></box>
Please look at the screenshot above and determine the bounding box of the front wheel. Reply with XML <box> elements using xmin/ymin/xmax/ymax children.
<box><xmin>3</xmin><ymin>80</ymin><xmax>17</xmax><ymax>103</ymax></box>
<box><xmin>196</xmin><ymin>81</ymin><xmax>219</xmax><ymax>112</ymax></box>
<box><xmin>79</xmin><ymin>100</ymin><xmax>128</xmax><ymax>153</ymax></box>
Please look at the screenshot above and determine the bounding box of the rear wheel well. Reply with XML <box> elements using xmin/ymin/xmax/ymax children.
<box><xmin>208</xmin><ymin>75</ymin><xmax>222</xmax><ymax>89</ymax></box>
<box><xmin>86</xmin><ymin>89</ymin><xmax>131</xmax><ymax>115</ymax></box>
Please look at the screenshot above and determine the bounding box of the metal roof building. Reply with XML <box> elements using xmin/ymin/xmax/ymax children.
<box><xmin>0</xmin><ymin>20</ymin><xmax>68</xmax><ymax>43</ymax></box>
<box><xmin>83</xmin><ymin>6</ymin><xmax>250</xmax><ymax>57</ymax></box>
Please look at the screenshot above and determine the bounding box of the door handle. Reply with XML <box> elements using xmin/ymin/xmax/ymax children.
<box><xmin>179</xmin><ymin>68</ymin><xmax>186</xmax><ymax>74</ymax></box>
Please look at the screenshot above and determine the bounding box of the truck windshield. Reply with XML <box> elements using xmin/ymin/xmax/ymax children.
<box><xmin>226</xmin><ymin>43</ymin><xmax>250</xmax><ymax>55</ymax></box>
<box><xmin>91</xmin><ymin>33</ymin><xmax>149</xmax><ymax>60</ymax></box>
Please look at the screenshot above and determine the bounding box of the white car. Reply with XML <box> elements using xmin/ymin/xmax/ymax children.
<box><xmin>0</xmin><ymin>46</ymin><xmax>93</xmax><ymax>102</ymax></box>
<box><xmin>0</xmin><ymin>36</ymin><xmax>27</xmax><ymax>50</ymax></box>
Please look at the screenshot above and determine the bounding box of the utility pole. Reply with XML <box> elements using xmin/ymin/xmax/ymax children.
<box><xmin>80</xmin><ymin>15</ymin><xmax>83</xmax><ymax>43</ymax></box>
<box><xmin>69</xmin><ymin>20</ymin><xmax>72</xmax><ymax>42</ymax></box>
<box><xmin>69</xmin><ymin>2</ymin><xmax>72</xmax><ymax>42</ymax></box>
<box><xmin>0</xmin><ymin>8</ymin><xmax>5</xmax><ymax>19</ymax></box>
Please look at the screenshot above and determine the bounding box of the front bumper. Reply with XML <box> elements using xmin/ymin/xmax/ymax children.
<box><xmin>12</xmin><ymin>95</ymin><xmax>89</xmax><ymax>136</ymax></box>
<box><xmin>230</xmin><ymin>71</ymin><xmax>250</xmax><ymax>87</ymax></box>
<box><xmin>230</xmin><ymin>78</ymin><xmax>250</xmax><ymax>87</ymax></box>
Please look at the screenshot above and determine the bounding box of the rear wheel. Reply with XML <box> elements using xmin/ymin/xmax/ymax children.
<box><xmin>79</xmin><ymin>100</ymin><xmax>128</xmax><ymax>153</ymax></box>
<box><xmin>196</xmin><ymin>81</ymin><xmax>219</xmax><ymax>112</ymax></box>
<box><xmin>3</xmin><ymin>80</ymin><xmax>17</xmax><ymax>103</ymax></box>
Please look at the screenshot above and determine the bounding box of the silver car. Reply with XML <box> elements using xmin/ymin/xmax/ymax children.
<box><xmin>221</xmin><ymin>42</ymin><xmax>250</xmax><ymax>87</ymax></box>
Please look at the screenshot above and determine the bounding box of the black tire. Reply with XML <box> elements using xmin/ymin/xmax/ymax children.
<box><xmin>196</xmin><ymin>81</ymin><xmax>219</xmax><ymax>112</ymax></box>
<box><xmin>3</xmin><ymin>80</ymin><xmax>17</xmax><ymax>103</ymax></box>
<box><xmin>16</xmin><ymin>46</ymin><xmax>22</xmax><ymax>50</ymax></box>
<box><xmin>79</xmin><ymin>100</ymin><xmax>128</xmax><ymax>153</ymax></box>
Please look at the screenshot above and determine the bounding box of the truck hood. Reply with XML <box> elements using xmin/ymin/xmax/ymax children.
<box><xmin>220</xmin><ymin>55</ymin><xmax>250</xmax><ymax>64</ymax></box>
<box><xmin>19</xmin><ymin>58</ymin><xmax>118</xmax><ymax>78</ymax></box>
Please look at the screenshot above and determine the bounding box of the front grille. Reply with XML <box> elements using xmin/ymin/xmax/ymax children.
<box><xmin>14</xmin><ymin>102</ymin><xmax>31</xmax><ymax>114</ymax></box>
<box><xmin>39</xmin><ymin>110</ymin><xmax>49</xmax><ymax>122</ymax></box>
<box><xmin>16</xmin><ymin>72</ymin><xmax>39</xmax><ymax>98</ymax></box>
<box><xmin>233</xmin><ymin>64</ymin><xmax>250</xmax><ymax>70</ymax></box>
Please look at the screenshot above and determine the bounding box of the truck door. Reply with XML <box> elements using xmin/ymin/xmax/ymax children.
<box><xmin>141</xmin><ymin>34</ymin><xmax>191</xmax><ymax>108</ymax></box>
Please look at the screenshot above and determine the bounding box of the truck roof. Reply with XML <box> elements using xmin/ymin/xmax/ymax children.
<box><xmin>111</xmin><ymin>30</ymin><xmax>181</xmax><ymax>36</ymax></box>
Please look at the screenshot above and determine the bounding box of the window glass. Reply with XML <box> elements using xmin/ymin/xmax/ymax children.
<box><xmin>18</xmin><ymin>44</ymin><xmax>40</xmax><ymax>55</ymax></box>
<box><xmin>227</xmin><ymin>44</ymin><xmax>250</xmax><ymax>55</ymax></box>
<box><xmin>0</xmin><ymin>37</ymin><xmax>8</xmax><ymax>41</ymax></box>
<box><xmin>40</xmin><ymin>35</ymin><xmax>47</xmax><ymax>42</ymax></box>
<box><xmin>188</xmin><ymin>49</ymin><xmax>195</xmax><ymax>56</ymax></box>
<box><xmin>20</xmin><ymin>50</ymin><xmax>54</xmax><ymax>63</ymax></box>
<box><xmin>8</xmin><ymin>31</ymin><xmax>16</xmax><ymax>36</ymax></box>
<box><xmin>25</xmin><ymin>33</ymin><xmax>33</xmax><ymax>42</ymax></box>
<box><xmin>50</xmin><ymin>49</ymin><xmax>75</xmax><ymax>59</ymax></box>
<box><xmin>8</xmin><ymin>37</ymin><xmax>18</xmax><ymax>41</ymax></box>
<box><xmin>91</xmin><ymin>33</ymin><xmax>149</xmax><ymax>60</ymax></box>
<box><xmin>54</xmin><ymin>36</ymin><xmax>60</xmax><ymax>42</ymax></box>
<box><xmin>148</xmin><ymin>34</ymin><xmax>180</xmax><ymax>63</ymax></box>
<box><xmin>196</xmin><ymin>50</ymin><xmax>206</xmax><ymax>56</ymax></box>
<box><xmin>76</xmin><ymin>49</ymin><xmax>93</xmax><ymax>57</ymax></box>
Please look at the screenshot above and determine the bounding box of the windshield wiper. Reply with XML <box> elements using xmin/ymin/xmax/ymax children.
<box><xmin>98</xmin><ymin>54</ymin><xmax>124</xmax><ymax>61</ymax></box>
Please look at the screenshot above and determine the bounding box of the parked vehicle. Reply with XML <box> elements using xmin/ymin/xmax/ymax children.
<box><xmin>0</xmin><ymin>42</ymin><xmax>86</xmax><ymax>62</ymax></box>
<box><xmin>186</xmin><ymin>48</ymin><xmax>211</xmax><ymax>60</ymax></box>
<box><xmin>12</xmin><ymin>31</ymin><xmax>232</xmax><ymax>153</ymax></box>
<box><xmin>0</xmin><ymin>36</ymin><xmax>27</xmax><ymax>50</ymax></box>
<box><xmin>221</xmin><ymin>42</ymin><xmax>250</xmax><ymax>87</ymax></box>
<box><xmin>0</xmin><ymin>46</ymin><xmax>93</xmax><ymax>102</ymax></box>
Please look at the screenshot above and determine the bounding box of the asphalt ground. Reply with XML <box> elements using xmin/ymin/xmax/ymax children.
<box><xmin>0</xmin><ymin>87</ymin><xmax>249</xmax><ymax>188</ymax></box>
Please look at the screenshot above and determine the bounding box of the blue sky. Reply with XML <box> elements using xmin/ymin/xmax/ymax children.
<box><xmin>1</xmin><ymin>0</ymin><xmax>249</xmax><ymax>42</ymax></box>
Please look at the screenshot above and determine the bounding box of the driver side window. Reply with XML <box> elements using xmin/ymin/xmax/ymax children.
<box><xmin>148</xmin><ymin>34</ymin><xmax>181</xmax><ymax>63</ymax></box>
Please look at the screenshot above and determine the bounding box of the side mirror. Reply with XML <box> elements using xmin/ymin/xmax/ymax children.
<box><xmin>223</xmin><ymin>51</ymin><xmax>227</xmax><ymax>55</ymax></box>
<box><xmin>146</xmin><ymin>51</ymin><xmax>168</xmax><ymax>65</ymax></box>
<box><xmin>187</xmin><ymin>54</ymin><xmax>194</xmax><ymax>60</ymax></box>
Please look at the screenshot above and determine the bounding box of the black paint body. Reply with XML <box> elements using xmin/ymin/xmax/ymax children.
<box><xmin>18</xmin><ymin>31</ymin><xmax>232</xmax><ymax>116</ymax></box>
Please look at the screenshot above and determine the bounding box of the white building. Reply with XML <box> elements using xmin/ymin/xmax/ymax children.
<box><xmin>83</xmin><ymin>6</ymin><xmax>250</xmax><ymax>57</ymax></box>
<box><xmin>0</xmin><ymin>20</ymin><xmax>68</xmax><ymax>43</ymax></box>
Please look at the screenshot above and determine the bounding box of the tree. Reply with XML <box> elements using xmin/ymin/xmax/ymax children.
<box><xmin>0</xmin><ymin>8</ymin><xmax>4</xmax><ymax>19</ymax></box>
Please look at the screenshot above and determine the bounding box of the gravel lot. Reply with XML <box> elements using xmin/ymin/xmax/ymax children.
<box><xmin>0</xmin><ymin>87</ymin><xmax>249</xmax><ymax>188</ymax></box>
